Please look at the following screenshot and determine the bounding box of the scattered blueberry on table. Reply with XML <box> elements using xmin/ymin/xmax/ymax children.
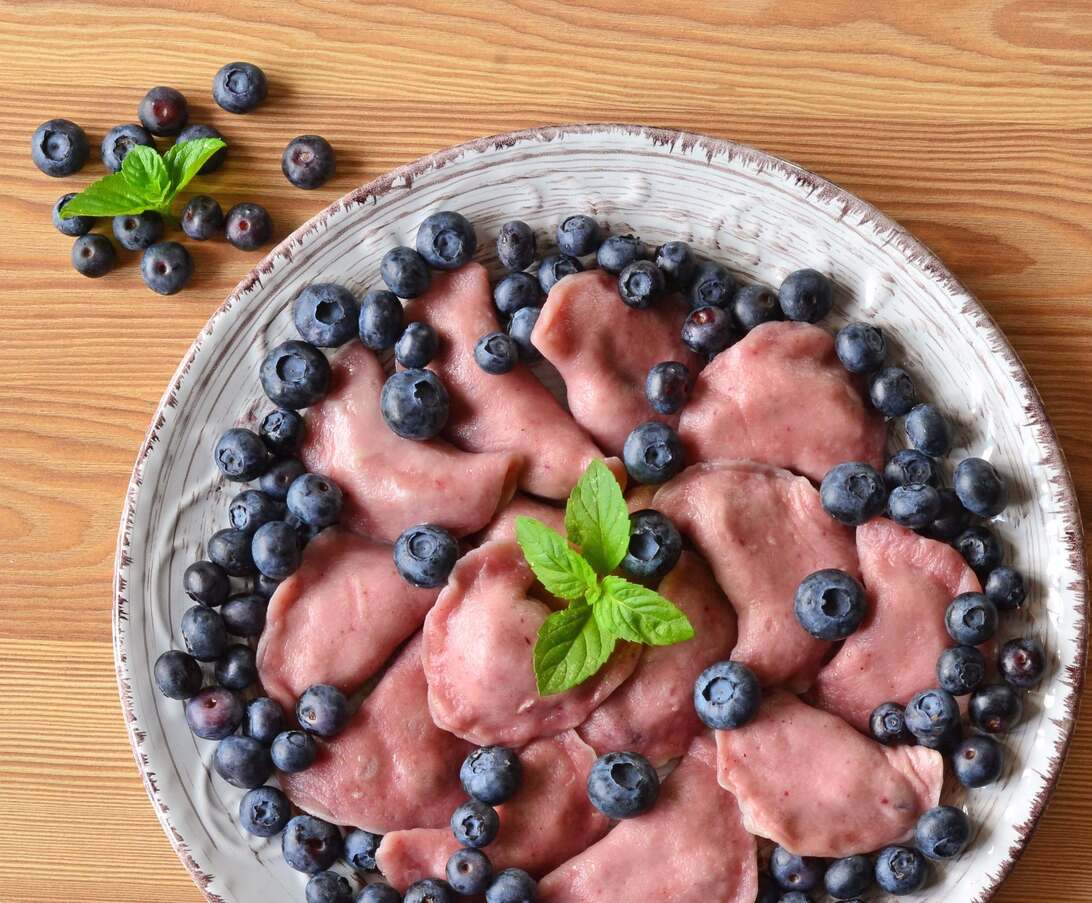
<box><xmin>225</xmin><ymin>202</ymin><xmax>273</xmax><ymax>251</ymax></box>
<box><xmin>181</xmin><ymin>195</ymin><xmax>224</xmax><ymax>241</ymax></box>
<box><xmin>138</xmin><ymin>86</ymin><xmax>189</xmax><ymax>136</ymax></box>
<box><xmin>282</xmin><ymin>134</ymin><xmax>336</xmax><ymax>189</ymax></box>
<box><xmin>52</xmin><ymin>193</ymin><xmax>93</xmax><ymax>236</ymax></box>
<box><xmin>71</xmin><ymin>234</ymin><xmax>116</xmax><ymax>278</ymax></box>
<box><xmin>176</xmin><ymin>123</ymin><xmax>227</xmax><ymax>172</ymax></box>
<box><xmin>141</xmin><ymin>241</ymin><xmax>193</xmax><ymax>295</ymax></box>
<box><xmin>101</xmin><ymin>122</ymin><xmax>155</xmax><ymax>172</ymax></box>
<box><xmin>31</xmin><ymin>118</ymin><xmax>89</xmax><ymax>176</ymax></box>
<box><xmin>213</xmin><ymin>61</ymin><xmax>268</xmax><ymax>113</ymax></box>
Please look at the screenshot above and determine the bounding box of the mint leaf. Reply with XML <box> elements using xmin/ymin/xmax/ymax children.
<box><xmin>121</xmin><ymin>145</ymin><xmax>171</xmax><ymax>207</ymax></box>
<box><xmin>534</xmin><ymin>604</ymin><xmax>617</xmax><ymax>695</ymax></box>
<box><xmin>565</xmin><ymin>458</ymin><xmax>629</xmax><ymax>575</ymax></box>
<box><xmin>515</xmin><ymin>516</ymin><xmax>597</xmax><ymax>601</ymax></box>
<box><xmin>596</xmin><ymin>575</ymin><xmax>695</xmax><ymax>646</ymax></box>
<box><xmin>163</xmin><ymin>137</ymin><xmax>226</xmax><ymax>193</ymax></box>
<box><xmin>58</xmin><ymin>171</ymin><xmax>160</xmax><ymax>218</ymax></box>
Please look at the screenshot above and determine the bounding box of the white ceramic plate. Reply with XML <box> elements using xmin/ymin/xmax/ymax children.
<box><xmin>114</xmin><ymin>124</ymin><xmax>1087</xmax><ymax>903</ymax></box>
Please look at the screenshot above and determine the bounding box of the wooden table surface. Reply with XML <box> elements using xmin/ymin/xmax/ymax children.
<box><xmin>1</xmin><ymin>1</ymin><xmax>1090</xmax><ymax>900</ymax></box>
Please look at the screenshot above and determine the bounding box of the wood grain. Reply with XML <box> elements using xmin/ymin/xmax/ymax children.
<box><xmin>0</xmin><ymin>1</ymin><xmax>1089</xmax><ymax>900</ymax></box>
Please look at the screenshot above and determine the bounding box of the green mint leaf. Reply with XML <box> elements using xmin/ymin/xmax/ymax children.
<box><xmin>121</xmin><ymin>144</ymin><xmax>171</xmax><ymax>206</ymax></box>
<box><xmin>162</xmin><ymin>137</ymin><xmax>227</xmax><ymax>194</ymax></box>
<box><xmin>534</xmin><ymin>604</ymin><xmax>617</xmax><ymax>695</ymax></box>
<box><xmin>565</xmin><ymin>458</ymin><xmax>630</xmax><ymax>575</ymax></box>
<box><xmin>58</xmin><ymin>171</ymin><xmax>161</xmax><ymax>218</ymax></box>
<box><xmin>515</xmin><ymin>516</ymin><xmax>598</xmax><ymax>601</ymax></box>
<box><xmin>595</xmin><ymin>575</ymin><xmax>695</xmax><ymax>646</ymax></box>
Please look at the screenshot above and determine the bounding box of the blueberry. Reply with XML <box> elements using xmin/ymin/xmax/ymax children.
<box><xmin>903</xmin><ymin>688</ymin><xmax>960</xmax><ymax>746</ymax></box>
<box><xmin>870</xmin><ymin>701</ymin><xmax>913</xmax><ymax>745</ymax></box>
<box><xmin>52</xmin><ymin>193</ymin><xmax>94</xmax><ymax>237</ymax></box>
<box><xmin>184</xmin><ymin>686</ymin><xmax>243</xmax><ymax>739</ymax></box>
<box><xmin>687</xmin><ymin>261</ymin><xmax>734</xmax><ymax>309</ymax></box>
<box><xmin>282</xmin><ymin>815</ymin><xmax>342</xmax><ymax>874</ymax></box>
<box><xmin>239</xmin><ymin>785</ymin><xmax>291</xmax><ymax>837</ymax></box>
<box><xmin>451</xmin><ymin>798</ymin><xmax>500</xmax><ymax>847</ymax></box>
<box><xmin>183</xmin><ymin>560</ymin><xmax>230</xmax><ymax>606</ymax></box>
<box><xmin>969</xmin><ymin>683</ymin><xmax>1024</xmax><ymax>733</ymax></box>
<box><xmin>214</xmin><ymin>428</ymin><xmax>267</xmax><ymax>483</ymax></box>
<box><xmin>869</xmin><ymin>367</ymin><xmax>917</xmax><ymax>418</ymax></box>
<box><xmin>287</xmin><ymin>473</ymin><xmax>343</xmax><ymax>528</ymax></box>
<box><xmin>395</xmin><ymin>322</ymin><xmax>440</xmax><ymax>368</ymax></box>
<box><xmin>31</xmin><ymin>118</ymin><xmax>89</xmax><ymax>176</ymax></box>
<box><xmin>225</xmin><ymin>202</ymin><xmax>273</xmax><ymax>251</ymax></box>
<box><xmin>306</xmin><ymin>871</ymin><xmax>353</xmax><ymax>903</ymax></box>
<box><xmin>393</xmin><ymin>523</ymin><xmax>458</xmax><ymax>588</ymax></box>
<box><xmin>181</xmin><ymin>604</ymin><xmax>228</xmax><ymax>661</ymax></box>
<box><xmin>252</xmin><ymin>520</ymin><xmax>301</xmax><ymax>580</ymax></box>
<box><xmin>654</xmin><ymin>240</ymin><xmax>695</xmax><ymax>290</ymax></box>
<box><xmin>254</xmin><ymin>574</ymin><xmax>281</xmax><ymax>598</ymax></box>
<box><xmin>905</xmin><ymin>404</ymin><xmax>951</xmax><ymax>457</ymax></box>
<box><xmin>475</xmin><ymin>332</ymin><xmax>519</xmax><ymax>374</ymax></box>
<box><xmin>493</xmin><ymin>272</ymin><xmax>543</xmax><ymax>317</ymax></box>
<box><xmin>937</xmin><ymin>645</ymin><xmax>986</xmax><ymax>696</ymax></box>
<box><xmin>154</xmin><ymin>650</ymin><xmax>203</xmax><ymax>699</ymax></box>
<box><xmin>229</xmin><ymin>489</ymin><xmax>282</xmax><ymax>536</ymax></box>
<box><xmin>100</xmin><ymin>123</ymin><xmax>155</xmax><ymax>173</ymax></box>
<box><xmin>344</xmin><ymin>829</ymin><xmax>383</xmax><ymax>871</ymax></box>
<box><xmin>916</xmin><ymin>805</ymin><xmax>972</xmax><ymax>860</ymax></box>
<box><xmin>952</xmin><ymin>734</ymin><xmax>1004</xmax><ymax>787</ymax></box>
<box><xmin>887</xmin><ymin>482</ymin><xmax>942</xmax><ymax>528</ymax></box>
<box><xmin>244</xmin><ymin>697</ymin><xmax>285</xmax><ymax>745</ymax></box>
<box><xmin>770</xmin><ymin>846</ymin><xmax>824</xmax><ymax>892</ymax></box>
<box><xmin>293</xmin><ymin>284</ymin><xmax>360</xmax><ymax>348</ymax></box>
<box><xmin>586</xmin><ymin>751</ymin><xmax>659</xmax><ymax>819</ymax></box>
<box><xmin>405</xmin><ymin>879</ymin><xmax>455</xmax><ymax>903</ymax></box>
<box><xmin>794</xmin><ymin>568</ymin><xmax>868</xmax><ymax>640</ymax></box>
<box><xmin>214</xmin><ymin>734</ymin><xmax>272</xmax><ymax>788</ymax></box>
<box><xmin>485</xmin><ymin>869</ymin><xmax>536</xmax><ymax>903</ymax></box>
<box><xmin>497</xmin><ymin>220</ymin><xmax>536</xmax><ymax>272</ymax></box>
<box><xmin>645</xmin><ymin>361</ymin><xmax>691</xmax><ymax>415</ymax></box>
<box><xmin>418</xmin><ymin>211</ymin><xmax>477</xmax><ymax>269</ymax></box>
<box><xmin>141</xmin><ymin>241</ymin><xmax>193</xmax><ymax>295</ymax></box>
<box><xmin>556</xmin><ymin>214</ymin><xmax>601</xmax><ymax>257</ymax></box>
<box><xmin>954</xmin><ymin>457</ymin><xmax>1008</xmax><ymax>517</ymax></box>
<box><xmin>381</xmin><ymin>246</ymin><xmax>431</xmax><ymax>298</ymax></box>
<box><xmin>357</xmin><ymin>884</ymin><xmax>402</xmax><ymax>903</ymax></box>
<box><xmin>999</xmin><ymin>636</ymin><xmax>1046</xmax><ymax>688</ymax></box>
<box><xmin>221</xmin><ymin>593</ymin><xmax>268</xmax><ymax>637</ymax></box>
<box><xmin>921</xmin><ymin>488</ymin><xmax>970</xmax><ymax>542</ymax></box>
<box><xmin>954</xmin><ymin>525</ymin><xmax>1003</xmax><ymax>577</ymax></box>
<box><xmin>380</xmin><ymin>369</ymin><xmax>450</xmax><ymax>440</ymax></box>
<box><xmin>824</xmin><ymin>855</ymin><xmax>871</xmax><ymax>900</ymax></box>
<box><xmin>622</xmin><ymin>509</ymin><xmax>682</xmax><ymax>584</ymax></box>
<box><xmin>282</xmin><ymin>135</ymin><xmax>336</xmax><ymax>189</ymax></box>
<box><xmin>597</xmin><ymin>234</ymin><xmax>643</xmax><ymax>274</ymax></box>
<box><xmin>215</xmin><ymin>643</ymin><xmax>258</xmax><ymax>690</ymax></box>
<box><xmin>447</xmin><ymin>847</ymin><xmax>493</xmax><ymax>895</ymax></box>
<box><xmin>874</xmin><ymin>846</ymin><xmax>927</xmax><ymax>895</ymax></box>
<box><xmin>180</xmin><ymin>195</ymin><xmax>224</xmax><ymax>241</ymax></box>
<box><xmin>623</xmin><ymin>421</ymin><xmax>685</xmax><ymax>484</ymax></box>
<box><xmin>288</xmin><ymin>512</ymin><xmax>324</xmax><ymax>548</ymax></box>
<box><xmin>138</xmin><ymin>86</ymin><xmax>189</xmax><ymax>136</ymax></box>
<box><xmin>259</xmin><ymin>458</ymin><xmax>306</xmax><ymax>503</ymax></box>
<box><xmin>213</xmin><ymin>61</ymin><xmax>268</xmax><ymax>113</ymax></box>
<box><xmin>260</xmin><ymin>340</ymin><xmax>331</xmax><ymax>409</ymax></box>
<box><xmin>820</xmin><ymin>461</ymin><xmax>887</xmax><ymax>526</ymax></box>
<box><xmin>693</xmin><ymin>660</ymin><xmax>761</xmax><ymax>730</ymax></box>
<box><xmin>730</xmin><ymin>284</ymin><xmax>782</xmax><ymax>332</ymax></box>
<box><xmin>359</xmin><ymin>291</ymin><xmax>406</xmax><ymax>351</ymax></box>
<box><xmin>271</xmin><ymin>729</ymin><xmax>318</xmax><ymax>772</ymax></box>
<box><xmin>460</xmin><ymin>746</ymin><xmax>522</xmax><ymax>805</ymax></box>
<box><xmin>71</xmin><ymin>234</ymin><xmax>116</xmax><ymax>278</ymax></box>
<box><xmin>835</xmin><ymin>322</ymin><xmax>887</xmax><ymax>373</ymax></box>
<box><xmin>617</xmin><ymin>259</ymin><xmax>665</xmax><ymax>309</ymax></box>
<box><xmin>538</xmin><ymin>253</ymin><xmax>582</xmax><ymax>293</ymax></box>
<box><xmin>778</xmin><ymin>269</ymin><xmax>832</xmax><ymax>322</ymax></box>
<box><xmin>260</xmin><ymin>408</ymin><xmax>305</xmax><ymax>454</ymax></box>
<box><xmin>507</xmin><ymin>306</ymin><xmax>541</xmax><ymax>361</ymax></box>
<box><xmin>175</xmin><ymin>124</ymin><xmax>227</xmax><ymax>173</ymax></box>
<box><xmin>681</xmin><ymin>305</ymin><xmax>737</xmax><ymax>357</ymax></box>
<box><xmin>884</xmin><ymin>448</ymin><xmax>940</xmax><ymax>490</ymax></box>
<box><xmin>775</xmin><ymin>894</ymin><xmax>811</xmax><ymax>903</ymax></box>
<box><xmin>945</xmin><ymin>592</ymin><xmax>999</xmax><ymax>645</ymax></box>
<box><xmin>297</xmin><ymin>683</ymin><xmax>349</xmax><ymax>737</ymax></box>
<box><xmin>984</xmin><ymin>566</ymin><xmax>1027</xmax><ymax>611</ymax></box>
<box><xmin>208</xmin><ymin>527</ymin><xmax>256</xmax><ymax>576</ymax></box>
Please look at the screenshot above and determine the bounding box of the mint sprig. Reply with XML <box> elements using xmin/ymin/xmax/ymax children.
<box><xmin>59</xmin><ymin>138</ymin><xmax>226</xmax><ymax>220</ymax></box>
<box><xmin>518</xmin><ymin>459</ymin><xmax>695</xmax><ymax>695</ymax></box>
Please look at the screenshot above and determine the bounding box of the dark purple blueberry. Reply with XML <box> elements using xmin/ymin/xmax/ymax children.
<box><xmin>244</xmin><ymin>697</ymin><xmax>285</xmax><ymax>745</ymax></box>
<box><xmin>380</xmin><ymin>369</ymin><xmax>450</xmax><ymax>440</ymax></box>
<box><xmin>225</xmin><ymin>202</ymin><xmax>272</xmax><ymax>251</ymax></box>
<box><xmin>623</xmin><ymin>420</ymin><xmax>685</xmax><ymax>484</ymax></box>
<box><xmin>645</xmin><ymin>361</ymin><xmax>691</xmax><ymax>415</ymax></box>
<box><xmin>52</xmin><ymin>193</ymin><xmax>94</xmax><ymax>236</ymax></box>
<box><xmin>184</xmin><ymin>686</ymin><xmax>243</xmax><ymax>739</ymax></box>
<box><xmin>239</xmin><ymin>785</ymin><xmax>291</xmax><ymax>837</ymax></box>
<box><xmin>687</xmin><ymin>261</ymin><xmax>734</xmax><ymax>309</ymax></box>
<box><xmin>779</xmin><ymin>268</ymin><xmax>832</xmax><ymax>323</ymax></box>
<box><xmin>259</xmin><ymin>457</ymin><xmax>307</xmax><ymax>502</ymax></box>
<box><xmin>215</xmin><ymin>643</ymin><xmax>258</xmax><ymax>690</ymax></box>
<box><xmin>460</xmin><ymin>746</ymin><xmax>522</xmax><ymax>806</ymax></box>
<box><xmin>537</xmin><ymin>252</ymin><xmax>582</xmax><ymax>294</ymax></box>
<box><xmin>254</xmin><ymin>574</ymin><xmax>280</xmax><ymax>598</ymax></box>
<box><xmin>905</xmin><ymin>403</ymin><xmax>951</xmax><ymax>457</ymax></box>
<box><xmin>884</xmin><ymin>448</ymin><xmax>941</xmax><ymax>490</ymax></box>
<box><xmin>297</xmin><ymin>683</ymin><xmax>350</xmax><ymax>737</ymax></box>
<box><xmin>937</xmin><ymin>645</ymin><xmax>986</xmax><ymax>696</ymax></box>
<box><xmin>175</xmin><ymin>124</ymin><xmax>227</xmax><ymax>173</ymax></box>
<box><xmin>794</xmin><ymin>568</ymin><xmax>868</xmax><ymax>640</ymax></box>
<box><xmin>598</xmin><ymin>234</ymin><xmax>644</xmax><ymax>275</ymax></box>
<box><xmin>999</xmin><ymin>636</ymin><xmax>1046</xmax><ymax>688</ymax></box>
<box><xmin>507</xmin><ymin>306</ymin><xmax>541</xmax><ymax>361</ymax></box>
<box><xmin>183</xmin><ymin>560</ymin><xmax>230</xmax><ymax>606</ymax></box>
<box><xmin>252</xmin><ymin>520</ymin><xmax>301</xmax><ymax>580</ymax></box>
<box><xmin>154</xmin><ymin>650</ymin><xmax>203</xmax><ymax>699</ymax></box>
<box><xmin>451</xmin><ymin>799</ymin><xmax>500</xmax><ymax>847</ymax></box>
<box><xmin>870</xmin><ymin>701</ymin><xmax>913</xmax><ymax>745</ymax></box>
<box><xmin>213</xmin><ymin>61</ymin><xmax>267</xmax><ymax>114</ymax></box>
<box><xmin>654</xmin><ymin>240</ymin><xmax>694</xmax><ymax>290</ymax></box>
<box><xmin>271</xmin><ymin>729</ymin><xmax>318</xmax><ymax>772</ymax></box>
<box><xmin>282</xmin><ymin>134</ymin><xmax>336</xmax><ymax>189</ymax></box>
<box><xmin>306</xmin><ymin>871</ymin><xmax>353</xmax><ymax>903</ymax></box>
<box><xmin>282</xmin><ymin>815</ymin><xmax>343</xmax><ymax>875</ymax></box>
<box><xmin>181</xmin><ymin>604</ymin><xmax>228</xmax><ymax>661</ymax></box>
<box><xmin>945</xmin><ymin>592</ymin><xmax>999</xmax><ymax>646</ymax></box>
<box><xmin>954</xmin><ymin>457</ymin><xmax>1008</xmax><ymax>517</ymax></box>
<box><xmin>395</xmin><ymin>322</ymin><xmax>440</xmax><ymax>369</ymax></box>
<box><xmin>31</xmin><ymin>118</ymin><xmax>89</xmax><ymax>176</ymax></box>
<box><xmin>496</xmin><ymin>220</ymin><xmax>536</xmax><ymax>272</ymax></box>
<box><xmin>621</xmin><ymin>509</ymin><xmax>682</xmax><ymax>585</ymax></box>
<box><xmin>921</xmin><ymin>488</ymin><xmax>970</xmax><ymax>542</ymax></box>
<box><xmin>985</xmin><ymin>566</ymin><xmax>1027</xmax><ymax>611</ymax></box>
<box><xmin>260</xmin><ymin>340</ymin><xmax>331</xmax><ymax>409</ymax></box>
<box><xmin>141</xmin><ymin>241</ymin><xmax>193</xmax><ymax>295</ymax></box>
<box><xmin>447</xmin><ymin>848</ymin><xmax>493</xmax><ymax>896</ymax></box>
<box><xmin>874</xmin><ymin>846</ymin><xmax>927</xmax><ymax>894</ymax></box>
<box><xmin>393</xmin><ymin>524</ymin><xmax>458</xmax><ymax>588</ymax></box>
<box><xmin>730</xmin><ymin>283</ymin><xmax>782</xmax><ymax>332</ymax></box>
<box><xmin>214</xmin><ymin>734</ymin><xmax>272</xmax><ymax>788</ymax></box>
<box><xmin>556</xmin><ymin>214</ymin><xmax>601</xmax><ymax>257</ymax></box>
<box><xmin>357</xmin><ymin>884</ymin><xmax>401</xmax><ymax>903</ymax></box>
<box><xmin>492</xmin><ymin>272</ymin><xmax>542</xmax><ymax>317</ymax></box>
<box><xmin>869</xmin><ymin>367</ymin><xmax>917</xmax><ymax>418</ymax></box>
<box><xmin>381</xmin><ymin>246</ymin><xmax>431</xmax><ymax>298</ymax></box>
<box><xmin>904</xmin><ymin>688</ymin><xmax>960</xmax><ymax>747</ymax></box>
<box><xmin>221</xmin><ymin>593</ymin><xmax>268</xmax><ymax>637</ymax></box>
<box><xmin>138</xmin><ymin>86</ymin><xmax>189</xmax><ymax>136</ymax></box>
<box><xmin>229</xmin><ymin>489</ymin><xmax>283</xmax><ymax>536</ymax></box>
<box><xmin>71</xmin><ymin>234</ymin><xmax>116</xmax><ymax>278</ymax></box>
<box><xmin>820</xmin><ymin>461</ymin><xmax>887</xmax><ymax>526</ymax></box>
<box><xmin>208</xmin><ymin>527</ymin><xmax>257</xmax><ymax>576</ymax></box>
<box><xmin>770</xmin><ymin>846</ymin><xmax>824</xmax><ymax>892</ymax></box>
<box><xmin>915</xmin><ymin>805</ymin><xmax>972</xmax><ymax>861</ymax></box>
<box><xmin>181</xmin><ymin>195</ymin><xmax>224</xmax><ymax>241</ymax></box>
<box><xmin>260</xmin><ymin>408</ymin><xmax>305</xmax><ymax>455</ymax></box>
<box><xmin>618</xmin><ymin>259</ymin><xmax>665</xmax><ymax>309</ymax></box>
<box><xmin>485</xmin><ymin>869</ymin><xmax>535</xmax><ymax>903</ymax></box>
<box><xmin>100</xmin><ymin>123</ymin><xmax>154</xmax><ymax>173</ymax></box>
<box><xmin>954</xmin><ymin>525</ymin><xmax>1004</xmax><ymax>578</ymax></box>
<box><xmin>474</xmin><ymin>331</ymin><xmax>519</xmax><ymax>374</ymax></box>
<box><xmin>835</xmin><ymin>322</ymin><xmax>886</xmax><ymax>373</ymax></box>
<box><xmin>952</xmin><ymin>735</ymin><xmax>1004</xmax><ymax>788</ymax></box>
<box><xmin>886</xmin><ymin>482</ymin><xmax>942</xmax><ymax>529</ymax></box>
<box><xmin>286</xmin><ymin>472</ymin><xmax>344</xmax><ymax>529</ymax></box>
<box><xmin>693</xmin><ymin>660</ymin><xmax>761</xmax><ymax>730</ymax></box>
<box><xmin>344</xmin><ymin>828</ymin><xmax>383</xmax><ymax>871</ymax></box>
<box><xmin>969</xmin><ymin>683</ymin><xmax>1024</xmax><ymax>733</ymax></box>
<box><xmin>681</xmin><ymin>305</ymin><xmax>736</xmax><ymax>358</ymax></box>
<box><xmin>359</xmin><ymin>289</ymin><xmax>405</xmax><ymax>350</ymax></box>
<box><xmin>824</xmin><ymin>854</ymin><xmax>872</xmax><ymax>899</ymax></box>
<box><xmin>417</xmin><ymin>211</ymin><xmax>477</xmax><ymax>269</ymax></box>
<box><xmin>405</xmin><ymin>879</ymin><xmax>455</xmax><ymax>903</ymax></box>
<box><xmin>214</xmin><ymin>427</ymin><xmax>269</xmax><ymax>482</ymax></box>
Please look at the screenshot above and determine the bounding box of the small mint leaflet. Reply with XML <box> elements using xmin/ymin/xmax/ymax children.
<box><xmin>163</xmin><ymin>137</ymin><xmax>226</xmax><ymax>193</ymax></box>
<box><xmin>121</xmin><ymin>144</ymin><xmax>171</xmax><ymax>207</ymax></box>
<box><xmin>515</xmin><ymin>516</ymin><xmax>597</xmax><ymax>600</ymax></box>
<box><xmin>596</xmin><ymin>575</ymin><xmax>695</xmax><ymax>646</ymax></box>
<box><xmin>58</xmin><ymin>171</ymin><xmax>160</xmax><ymax>218</ymax></box>
<box><xmin>564</xmin><ymin>458</ymin><xmax>629</xmax><ymax>575</ymax></box>
<box><xmin>533</xmin><ymin>604</ymin><xmax>617</xmax><ymax>695</ymax></box>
